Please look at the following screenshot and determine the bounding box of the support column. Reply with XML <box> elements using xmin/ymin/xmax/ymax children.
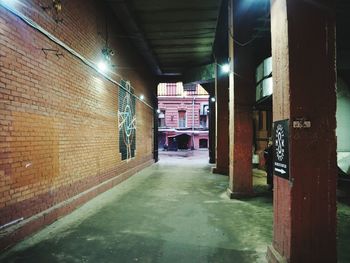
<box><xmin>209</xmin><ymin>88</ymin><xmax>216</xmax><ymax>164</ymax></box>
<box><xmin>212</xmin><ymin>61</ymin><xmax>229</xmax><ymax>174</ymax></box>
<box><xmin>227</xmin><ymin>0</ymin><xmax>254</xmax><ymax>198</ymax></box>
<box><xmin>153</xmin><ymin>96</ymin><xmax>159</xmax><ymax>162</ymax></box>
<box><xmin>153</xmin><ymin>93</ymin><xmax>159</xmax><ymax>162</ymax></box>
<box><xmin>267</xmin><ymin>1</ymin><xmax>337</xmax><ymax>262</ymax></box>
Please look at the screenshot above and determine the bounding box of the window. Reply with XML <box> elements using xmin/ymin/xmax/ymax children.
<box><xmin>166</xmin><ymin>83</ymin><xmax>177</xmax><ymax>96</ymax></box>
<box><xmin>158</xmin><ymin>110</ymin><xmax>165</xmax><ymax>127</ymax></box>
<box><xmin>200</xmin><ymin>115</ymin><xmax>207</xmax><ymax>128</ymax></box>
<box><xmin>183</xmin><ymin>83</ymin><xmax>196</xmax><ymax>92</ymax></box>
<box><xmin>178</xmin><ymin>110</ymin><xmax>186</xmax><ymax>128</ymax></box>
<box><xmin>183</xmin><ymin>83</ymin><xmax>197</xmax><ymax>95</ymax></box>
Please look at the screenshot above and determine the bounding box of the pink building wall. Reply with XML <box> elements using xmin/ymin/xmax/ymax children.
<box><xmin>158</xmin><ymin>83</ymin><xmax>209</xmax><ymax>150</ymax></box>
<box><xmin>158</xmin><ymin>97</ymin><xmax>209</xmax><ymax>128</ymax></box>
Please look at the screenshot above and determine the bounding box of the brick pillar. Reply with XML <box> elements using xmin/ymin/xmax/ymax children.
<box><xmin>212</xmin><ymin>61</ymin><xmax>229</xmax><ymax>174</ymax></box>
<box><xmin>267</xmin><ymin>1</ymin><xmax>337</xmax><ymax>262</ymax></box>
<box><xmin>153</xmin><ymin>94</ymin><xmax>159</xmax><ymax>162</ymax></box>
<box><xmin>227</xmin><ymin>0</ymin><xmax>254</xmax><ymax>198</ymax></box>
<box><xmin>209</xmin><ymin>88</ymin><xmax>216</xmax><ymax>164</ymax></box>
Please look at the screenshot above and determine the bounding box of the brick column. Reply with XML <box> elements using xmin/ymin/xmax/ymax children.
<box><xmin>153</xmin><ymin>94</ymin><xmax>159</xmax><ymax>162</ymax></box>
<box><xmin>227</xmin><ymin>0</ymin><xmax>254</xmax><ymax>198</ymax></box>
<box><xmin>267</xmin><ymin>0</ymin><xmax>337</xmax><ymax>262</ymax></box>
<box><xmin>208</xmin><ymin>88</ymin><xmax>216</xmax><ymax>164</ymax></box>
<box><xmin>212</xmin><ymin>61</ymin><xmax>229</xmax><ymax>174</ymax></box>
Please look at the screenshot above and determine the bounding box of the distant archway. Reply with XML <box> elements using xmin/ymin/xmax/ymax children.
<box><xmin>176</xmin><ymin>134</ymin><xmax>191</xmax><ymax>150</ymax></box>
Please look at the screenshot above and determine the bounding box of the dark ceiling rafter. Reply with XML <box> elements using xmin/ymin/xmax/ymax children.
<box><xmin>105</xmin><ymin>0</ymin><xmax>221</xmax><ymax>77</ymax></box>
<box><xmin>336</xmin><ymin>0</ymin><xmax>350</xmax><ymax>72</ymax></box>
<box><xmin>106</xmin><ymin>0</ymin><xmax>162</xmax><ymax>75</ymax></box>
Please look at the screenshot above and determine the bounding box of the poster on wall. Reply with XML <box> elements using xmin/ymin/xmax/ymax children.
<box><xmin>118</xmin><ymin>80</ymin><xmax>136</xmax><ymax>160</ymax></box>
<box><xmin>273</xmin><ymin>119</ymin><xmax>289</xmax><ymax>180</ymax></box>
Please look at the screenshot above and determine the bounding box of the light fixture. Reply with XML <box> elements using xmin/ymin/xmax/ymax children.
<box><xmin>53</xmin><ymin>0</ymin><xmax>62</xmax><ymax>12</ymax></box>
<box><xmin>97</xmin><ymin>61</ymin><xmax>108</xmax><ymax>73</ymax></box>
<box><xmin>156</xmin><ymin>109</ymin><xmax>161</xmax><ymax>114</ymax></box>
<box><xmin>102</xmin><ymin>46</ymin><xmax>114</xmax><ymax>62</ymax></box>
<box><xmin>221</xmin><ymin>63</ymin><xmax>230</xmax><ymax>74</ymax></box>
<box><xmin>140</xmin><ymin>94</ymin><xmax>145</xmax><ymax>100</ymax></box>
<box><xmin>97</xmin><ymin>45</ymin><xmax>115</xmax><ymax>74</ymax></box>
<box><xmin>1</xmin><ymin>0</ymin><xmax>17</xmax><ymax>7</ymax></box>
<box><xmin>40</xmin><ymin>0</ymin><xmax>62</xmax><ymax>13</ymax></box>
<box><xmin>210</xmin><ymin>97</ymin><xmax>216</xmax><ymax>102</ymax></box>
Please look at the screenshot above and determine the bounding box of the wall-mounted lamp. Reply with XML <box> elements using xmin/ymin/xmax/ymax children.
<box><xmin>1</xmin><ymin>0</ymin><xmax>18</xmax><ymax>7</ymax></box>
<box><xmin>156</xmin><ymin>109</ymin><xmax>161</xmax><ymax>114</ymax></box>
<box><xmin>217</xmin><ymin>58</ymin><xmax>231</xmax><ymax>74</ymax></box>
<box><xmin>40</xmin><ymin>0</ymin><xmax>63</xmax><ymax>23</ymax></box>
<box><xmin>221</xmin><ymin>63</ymin><xmax>230</xmax><ymax>74</ymax></box>
<box><xmin>97</xmin><ymin>45</ymin><xmax>116</xmax><ymax>73</ymax></box>
<box><xmin>210</xmin><ymin>97</ymin><xmax>216</xmax><ymax>102</ymax></box>
<box><xmin>41</xmin><ymin>0</ymin><xmax>62</xmax><ymax>12</ymax></box>
<box><xmin>53</xmin><ymin>0</ymin><xmax>61</xmax><ymax>12</ymax></box>
<box><xmin>97</xmin><ymin>61</ymin><xmax>108</xmax><ymax>73</ymax></box>
<box><xmin>102</xmin><ymin>46</ymin><xmax>114</xmax><ymax>62</ymax></box>
<box><xmin>140</xmin><ymin>95</ymin><xmax>145</xmax><ymax>100</ymax></box>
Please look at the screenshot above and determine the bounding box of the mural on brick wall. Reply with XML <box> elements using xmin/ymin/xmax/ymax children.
<box><xmin>118</xmin><ymin>81</ymin><xmax>136</xmax><ymax>160</ymax></box>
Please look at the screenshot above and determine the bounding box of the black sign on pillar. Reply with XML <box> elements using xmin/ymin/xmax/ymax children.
<box><xmin>273</xmin><ymin>119</ymin><xmax>289</xmax><ymax>179</ymax></box>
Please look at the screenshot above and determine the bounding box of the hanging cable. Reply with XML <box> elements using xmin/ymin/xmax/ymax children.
<box><xmin>0</xmin><ymin>1</ymin><xmax>153</xmax><ymax>109</ymax></box>
<box><xmin>229</xmin><ymin>1</ymin><xmax>270</xmax><ymax>47</ymax></box>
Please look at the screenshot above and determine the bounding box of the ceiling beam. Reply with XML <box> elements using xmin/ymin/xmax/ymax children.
<box><xmin>107</xmin><ymin>0</ymin><xmax>162</xmax><ymax>75</ymax></box>
<box><xmin>182</xmin><ymin>63</ymin><xmax>215</xmax><ymax>85</ymax></box>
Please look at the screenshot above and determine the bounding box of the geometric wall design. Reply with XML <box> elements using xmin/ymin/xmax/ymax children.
<box><xmin>118</xmin><ymin>80</ymin><xmax>136</xmax><ymax>160</ymax></box>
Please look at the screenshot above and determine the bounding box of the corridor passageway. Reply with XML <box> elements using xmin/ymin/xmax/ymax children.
<box><xmin>0</xmin><ymin>152</ymin><xmax>273</xmax><ymax>263</ymax></box>
<box><xmin>1</xmin><ymin>0</ymin><xmax>350</xmax><ymax>261</ymax></box>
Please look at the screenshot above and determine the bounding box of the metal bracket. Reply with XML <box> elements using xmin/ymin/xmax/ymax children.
<box><xmin>42</xmin><ymin>48</ymin><xmax>64</xmax><ymax>59</ymax></box>
<box><xmin>40</xmin><ymin>1</ymin><xmax>63</xmax><ymax>23</ymax></box>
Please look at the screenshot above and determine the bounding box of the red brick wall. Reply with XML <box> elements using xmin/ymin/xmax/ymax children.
<box><xmin>0</xmin><ymin>0</ymin><xmax>155</xmax><ymax>235</ymax></box>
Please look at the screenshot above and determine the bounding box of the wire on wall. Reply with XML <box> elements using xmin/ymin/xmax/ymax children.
<box><xmin>0</xmin><ymin>1</ymin><xmax>153</xmax><ymax>109</ymax></box>
<box><xmin>228</xmin><ymin>1</ymin><xmax>270</xmax><ymax>47</ymax></box>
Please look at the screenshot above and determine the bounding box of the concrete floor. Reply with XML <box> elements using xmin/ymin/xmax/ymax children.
<box><xmin>0</xmin><ymin>151</ymin><xmax>349</xmax><ymax>262</ymax></box>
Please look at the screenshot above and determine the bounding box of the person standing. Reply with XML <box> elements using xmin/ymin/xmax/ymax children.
<box><xmin>264</xmin><ymin>138</ymin><xmax>273</xmax><ymax>191</ymax></box>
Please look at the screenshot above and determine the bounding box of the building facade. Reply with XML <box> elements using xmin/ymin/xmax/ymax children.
<box><xmin>157</xmin><ymin>83</ymin><xmax>209</xmax><ymax>151</ymax></box>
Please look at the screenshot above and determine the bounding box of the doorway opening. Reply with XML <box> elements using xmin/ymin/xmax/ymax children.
<box><xmin>156</xmin><ymin>82</ymin><xmax>210</xmax><ymax>159</ymax></box>
<box><xmin>199</xmin><ymin>138</ymin><xmax>208</xmax><ymax>149</ymax></box>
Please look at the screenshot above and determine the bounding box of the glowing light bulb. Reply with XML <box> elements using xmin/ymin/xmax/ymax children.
<box><xmin>140</xmin><ymin>94</ymin><xmax>145</xmax><ymax>100</ymax></box>
<box><xmin>221</xmin><ymin>63</ymin><xmax>230</xmax><ymax>73</ymax></box>
<box><xmin>97</xmin><ymin>61</ymin><xmax>108</xmax><ymax>73</ymax></box>
<box><xmin>1</xmin><ymin>0</ymin><xmax>17</xmax><ymax>7</ymax></box>
<box><xmin>211</xmin><ymin>97</ymin><xmax>216</xmax><ymax>102</ymax></box>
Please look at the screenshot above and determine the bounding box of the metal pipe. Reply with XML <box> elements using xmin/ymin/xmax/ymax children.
<box><xmin>192</xmin><ymin>96</ymin><xmax>195</xmax><ymax>149</ymax></box>
<box><xmin>0</xmin><ymin>1</ymin><xmax>153</xmax><ymax>109</ymax></box>
<box><xmin>0</xmin><ymin>217</ymin><xmax>24</xmax><ymax>231</ymax></box>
